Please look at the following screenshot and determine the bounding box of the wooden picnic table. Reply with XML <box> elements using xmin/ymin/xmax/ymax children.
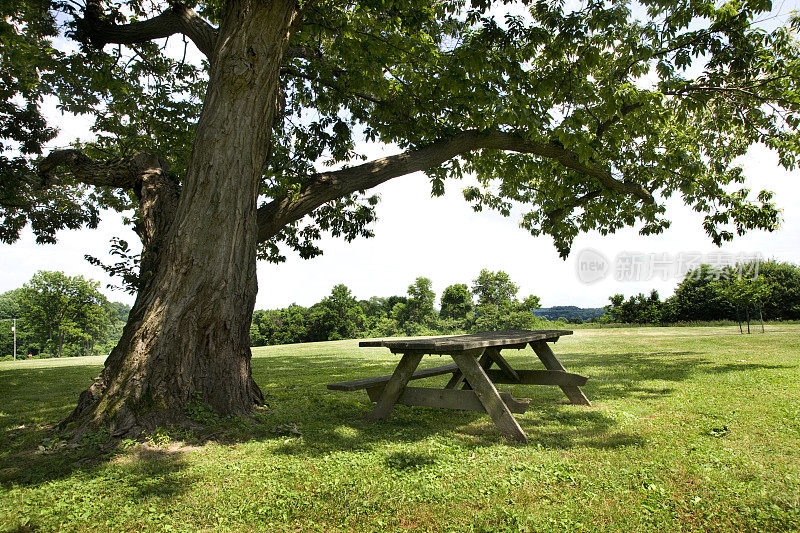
<box><xmin>327</xmin><ymin>330</ymin><xmax>590</xmax><ymax>443</ymax></box>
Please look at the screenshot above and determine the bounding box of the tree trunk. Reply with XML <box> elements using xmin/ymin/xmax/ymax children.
<box><xmin>736</xmin><ymin>305</ymin><xmax>742</xmax><ymax>334</ymax></box>
<box><xmin>759</xmin><ymin>307</ymin><xmax>764</xmax><ymax>333</ymax></box>
<box><xmin>63</xmin><ymin>0</ymin><xmax>298</xmax><ymax>437</ymax></box>
<box><xmin>746</xmin><ymin>307</ymin><xmax>751</xmax><ymax>334</ymax></box>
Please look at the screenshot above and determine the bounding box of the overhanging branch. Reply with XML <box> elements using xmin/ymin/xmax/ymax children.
<box><xmin>79</xmin><ymin>1</ymin><xmax>217</xmax><ymax>58</ymax></box>
<box><xmin>256</xmin><ymin>130</ymin><xmax>654</xmax><ymax>242</ymax></box>
<box><xmin>38</xmin><ymin>149</ymin><xmax>165</xmax><ymax>189</ymax></box>
<box><xmin>544</xmin><ymin>190</ymin><xmax>603</xmax><ymax>224</ymax></box>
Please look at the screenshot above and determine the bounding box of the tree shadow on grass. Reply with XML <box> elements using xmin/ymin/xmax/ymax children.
<box><xmin>0</xmin><ymin>441</ymin><xmax>196</xmax><ymax>533</ymax></box>
<box><xmin>550</xmin><ymin>350</ymin><xmax>794</xmax><ymax>402</ymax></box>
<box><xmin>255</xmin><ymin>346</ymin><xmax>797</xmax><ymax>458</ymax></box>
<box><xmin>0</xmin><ymin>364</ymin><xmax>196</xmax><ymax>498</ymax></box>
<box><xmin>0</xmin><ymin>438</ymin><xmax>195</xmax><ymax>506</ymax></box>
<box><xmin>2</xmin><ymin>347</ymin><xmax>792</xmax><ymax>489</ymax></box>
<box><xmin>704</xmin><ymin>362</ymin><xmax>792</xmax><ymax>374</ymax></box>
<box><xmin>260</xmin><ymin>378</ymin><xmax>644</xmax><ymax>458</ymax></box>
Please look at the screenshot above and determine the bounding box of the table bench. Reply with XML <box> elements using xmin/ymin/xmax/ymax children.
<box><xmin>327</xmin><ymin>330</ymin><xmax>590</xmax><ymax>442</ymax></box>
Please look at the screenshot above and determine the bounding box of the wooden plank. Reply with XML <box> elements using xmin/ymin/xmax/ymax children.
<box><xmin>327</xmin><ymin>363</ymin><xmax>459</xmax><ymax>391</ymax></box>
<box><xmin>484</xmin><ymin>369</ymin><xmax>588</xmax><ymax>387</ymax></box>
<box><xmin>530</xmin><ymin>340</ymin><xmax>591</xmax><ymax>406</ymax></box>
<box><xmin>462</xmin><ymin>351</ymin><xmax>493</xmax><ymax>390</ymax></box>
<box><xmin>500</xmin><ymin>342</ymin><xmax>529</xmax><ymax>350</ymax></box>
<box><xmin>484</xmin><ymin>348</ymin><xmax>521</xmax><ymax>382</ymax></box>
<box><xmin>359</xmin><ymin>330</ymin><xmax>573</xmax><ymax>352</ymax></box>
<box><xmin>358</xmin><ymin>340</ymin><xmax>386</xmax><ymax>347</ymax></box>
<box><xmin>365</xmin><ymin>386</ymin><xmax>530</xmax><ymax>414</ymax></box>
<box><xmin>444</xmin><ymin>368</ymin><xmax>464</xmax><ymax>389</ymax></box>
<box><xmin>449</xmin><ymin>347</ymin><xmax>522</xmax><ymax>389</ymax></box>
<box><xmin>451</xmin><ymin>352</ymin><xmax>528</xmax><ymax>443</ymax></box>
<box><xmin>366</xmin><ymin>351</ymin><xmax>423</xmax><ymax>420</ymax></box>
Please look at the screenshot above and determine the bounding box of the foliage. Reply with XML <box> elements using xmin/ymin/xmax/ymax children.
<box><xmin>603</xmin><ymin>260</ymin><xmax>800</xmax><ymax>325</ymax></box>
<box><xmin>0</xmin><ymin>289</ymin><xmax>23</xmax><ymax>319</ymax></box>
<box><xmin>607</xmin><ymin>290</ymin><xmax>669</xmax><ymax>324</ymax></box>
<box><xmin>0</xmin><ymin>318</ymin><xmax>32</xmax><ymax>359</ymax></box>
<box><xmin>439</xmin><ymin>283</ymin><xmax>473</xmax><ymax>320</ymax></box>
<box><xmin>757</xmin><ymin>260</ymin><xmax>800</xmax><ymax>319</ymax></box>
<box><xmin>722</xmin><ymin>274</ymin><xmax>772</xmax><ymax>332</ymax></box>
<box><xmin>306</xmin><ymin>284</ymin><xmax>366</xmax><ymax>342</ymax></box>
<box><xmin>471</xmin><ymin>269</ymin><xmax>519</xmax><ymax>308</ymax></box>
<box><xmin>250</xmin><ymin>305</ymin><xmax>309</xmax><ymax>347</ymax></box>
<box><xmin>405</xmin><ymin>277</ymin><xmax>436</xmax><ymax>324</ymax></box>
<box><xmin>669</xmin><ymin>264</ymin><xmax>734</xmax><ymax>322</ymax></box>
<box><xmin>1</xmin><ymin>0</ymin><xmax>797</xmax><ymax>265</ymax></box>
<box><xmin>248</xmin><ymin>270</ymin><xmax>551</xmax><ymax>345</ymax></box>
<box><xmin>518</xmin><ymin>294</ymin><xmax>542</xmax><ymax>313</ymax></box>
<box><xmin>392</xmin><ymin>276</ymin><xmax>436</xmax><ymax>328</ymax></box>
<box><xmin>109</xmin><ymin>301</ymin><xmax>131</xmax><ymax>322</ymax></box>
<box><xmin>471</xmin><ymin>303</ymin><xmax>550</xmax><ymax>333</ymax></box>
<box><xmin>533</xmin><ymin>306</ymin><xmax>606</xmax><ymax>323</ymax></box>
<box><xmin>246</xmin><ymin>260</ymin><xmax>800</xmax><ymax>343</ymax></box>
<box><xmin>1</xmin><ymin>271</ymin><xmax>127</xmax><ymax>358</ymax></box>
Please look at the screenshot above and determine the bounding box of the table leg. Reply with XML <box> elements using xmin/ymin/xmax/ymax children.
<box><xmin>530</xmin><ymin>340</ymin><xmax>591</xmax><ymax>406</ymax></box>
<box><xmin>444</xmin><ymin>370</ymin><xmax>464</xmax><ymax>389</ymax></box>
<box><xmin>445</xmin><ymin>354</ymin><xmax>490</xmax><ymax>389</ymax></box>
<box><xmin>484</xmin><ymin>348</ymin><xmax>521</xmax><ymax>382</ymax></box>
<box><xmin>451</xmin><ymin>352</ymin><xmax>528</xmax><ymax>443</ymax></box>
<box><xmin>367</xmin><ymin>351</ymin><xmax>424</xmax><ymax>420</ymax></box>
<box><xmin>461</xmin><ymin>351</ymin><xmax>493</xmax><ymax>390</ymax></box>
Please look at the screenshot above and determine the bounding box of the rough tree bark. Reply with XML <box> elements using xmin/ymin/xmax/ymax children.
<box><xmin>61</xmin><ymin>0</ymin><xmax>299</xmax><ymax>436</ymax></box>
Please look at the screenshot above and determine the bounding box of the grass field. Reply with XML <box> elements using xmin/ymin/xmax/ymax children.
<box><xmin>1</xmin><ymin>326</ymin><xmax>799</xmax><ymax>532</ymax></box>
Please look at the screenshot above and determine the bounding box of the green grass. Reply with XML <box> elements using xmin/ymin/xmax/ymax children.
<box><xmin>1</xmin><ymin>326</ymin><xmax>799</xmax><ymax>532</ymax></box>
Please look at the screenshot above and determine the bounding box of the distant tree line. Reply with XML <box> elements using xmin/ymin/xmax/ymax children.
<box><xmin>249</xmin><ymin>269</ymin><xmax>550</xmax><ymax>346</ymax></box>
<box><xmin>250</xmin><ymin>260</ymin><xmax>800</xmax><ymax>346</ymax></box>
<box><xmin>0</xmin><ymin>271</ymin><xmax>130</xmax><ymax>359</ymax></box>
<box><xmin>533</xmin><ymin>306</ymin><xmax>606</xmax><ymax>323</ymax></box>
<box><xmin>604</xmin><ymin>260</ymin><xmax>800</xmax><ymax>332</ymax></box>
<box><xmin>6</xmin><ymin>261</ymin><xmax>795</xmax><ymax>356</ymax></box>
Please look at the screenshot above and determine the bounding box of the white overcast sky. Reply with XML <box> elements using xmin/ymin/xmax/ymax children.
<box><xmin>1</xmin><ymin>3</ymin><xmax>798</xmax><ymax>309</ymax></box>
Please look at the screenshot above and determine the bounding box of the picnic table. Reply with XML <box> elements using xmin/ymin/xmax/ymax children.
<box><xmin>327</xmin><ymin>330</ymin><xmax>590</xmax><ymax>442</ymax></box>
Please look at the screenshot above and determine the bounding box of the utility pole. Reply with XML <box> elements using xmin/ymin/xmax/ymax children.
<box><xmin>12</xmin><ymin>318</ymin><xmax>16</xmax><ymax>361</ymax></box>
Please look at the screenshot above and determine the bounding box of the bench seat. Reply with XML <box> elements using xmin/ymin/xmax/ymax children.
<box><xmin>327</xmin><ymin>363</ymin><xmax>459</xmax><ymax>391</ymax></box>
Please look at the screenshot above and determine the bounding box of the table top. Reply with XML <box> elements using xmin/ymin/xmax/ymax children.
<box><xmin>359</xmin><ymin>329</ymin><xmax>572</xmax><ymax>353</ymax></box>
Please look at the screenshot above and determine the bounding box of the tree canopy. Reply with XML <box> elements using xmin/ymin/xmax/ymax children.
<box><xmin>2</xmin><ymin>0</ymin><xmax>798</xmax><ymax>259</ymax></box>
<box><xmin>440</xmin><ymin>283</ymin><xmax>473</xmax><ymax>320</ymax></box>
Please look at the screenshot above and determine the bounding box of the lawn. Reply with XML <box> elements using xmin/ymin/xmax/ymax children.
<box><xmin>1</xmin><ymin>326</ymin><xmax>799</xmax><ymax>532</ymax></box>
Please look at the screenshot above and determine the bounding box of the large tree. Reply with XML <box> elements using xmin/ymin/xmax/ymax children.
<box><xmin>18</xmin><ymin>271</ymin><xmax>114</xmax><ymax>357</ymax></box>
<box><xmin>472</xmin><ymin>269</ymin><xmax>520</xmax><ymax>308</ymax></box>
<box><xmin>1</xmin><ymin>0</ymin><xmax>798</xmax><ymax>436</ymax></box>
<box><xmin>440</xmin><ymin>283</ymin><xmax>473</xmax><ymax>320</ymax></box>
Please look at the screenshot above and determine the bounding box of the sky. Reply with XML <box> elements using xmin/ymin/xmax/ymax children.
<box><xmin>1</xmin><ymin>4</ymin><xmax>799</xmax><ymax>309</ymax></box>
<box><xmin>3</xmin><ymin>139</ymin><xmax>797</xmax><ymax>309</ymax></box>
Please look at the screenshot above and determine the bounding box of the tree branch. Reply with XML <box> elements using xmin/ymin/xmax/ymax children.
<box><xmin>280</xmin><ymin>65</ymin><xmax>386</xmax><ymax>104</ymax></box>
<box><xmin>256</xmin><ymin>130</ymin><xmax>654</xmax><ymax>242</ymax></box>
<box><xmin>284</xmin><ymin>45</ymin><xmax>323</xmax><ymax>61</ymax></box>
<box><xmin>596</xmin><ymin>102</ymin><xmax>644</xmax><ymax>141</ymax></box>
<box><xmin>38</xmin><ymin>149</ymin><xmax>166</xmax><ymax>189</ymax></box>
<box><xmin>79</xmin><ymin>1</ymin><xmax>217</xmax><ymax>58</ymax></box>
<box><xmin>544</xmin><ymin>190</ymin><xmax>603</xmax><ymax>223</ymax></box>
